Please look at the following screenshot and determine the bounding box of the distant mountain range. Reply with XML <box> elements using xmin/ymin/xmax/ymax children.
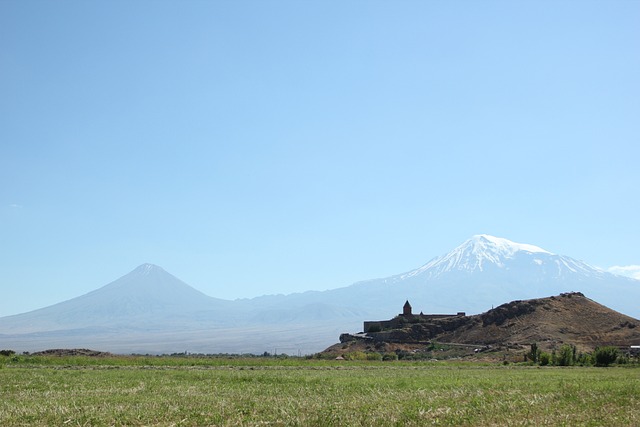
<box><xmin>1</xmin><ymin>235</ymin><xmax>638</xmax><ymax>354</ymax></box>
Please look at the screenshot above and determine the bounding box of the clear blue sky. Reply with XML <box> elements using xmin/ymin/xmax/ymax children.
<box><xmin>1</xmin><ymin>1</ymin><xmax>639</xmax><ymax>316</ymax></box>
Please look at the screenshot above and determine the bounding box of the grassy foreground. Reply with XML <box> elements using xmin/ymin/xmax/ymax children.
<box><xmin>1</xmin><ymin>355</ymin><xmax>639</xmax><ymax>426</ymax></box>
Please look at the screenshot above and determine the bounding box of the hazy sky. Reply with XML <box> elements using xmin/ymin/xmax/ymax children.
<box><xmin>1</xmin><ymin>1</ymin><xmax>639</xmax><ymax>316</ymax></box>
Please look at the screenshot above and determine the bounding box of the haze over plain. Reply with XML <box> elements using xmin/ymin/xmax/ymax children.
<box><xmin>1</xmin><ymin>1</ymin><xmax>639</xmax><ymax>316</ymax></box>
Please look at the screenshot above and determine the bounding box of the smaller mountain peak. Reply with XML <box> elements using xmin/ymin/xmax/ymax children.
<box><xmin>132</xmin><ymin>263</ymin><xmax>164</xmax><ymax>276</ymax></box>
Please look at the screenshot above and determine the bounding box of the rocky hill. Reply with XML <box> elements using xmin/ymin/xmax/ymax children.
<box><xmin>328</xmin><ymin>293</ymin><xmax>640</xmax><ymax>357</ymax></box>
<box><xmin>437</xmin><ymin>292</ymin><xmax>640</xmax><ymax>351</ymax></box>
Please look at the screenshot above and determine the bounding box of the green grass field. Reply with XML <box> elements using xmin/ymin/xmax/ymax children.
<box><xmin>1</xmin><ymin>355</ymin><xmax>639</xmax><ymax>426</ymax></box>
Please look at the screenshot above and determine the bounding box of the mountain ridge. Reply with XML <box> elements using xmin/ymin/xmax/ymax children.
<box><xmin>0</xmin><ymin>263</ymin><xmax>234</xmax><ymax>334</ymax></box>
<box><xmin>1</xmin><ymin>235</ymin><xmax>638</xmax><ymax>354</ymax></box>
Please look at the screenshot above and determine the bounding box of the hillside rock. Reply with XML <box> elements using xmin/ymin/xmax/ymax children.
<box><xmin>334</xmin><ymin>293</ymin><xmax>640</xmax><ymax>354</ymax></box>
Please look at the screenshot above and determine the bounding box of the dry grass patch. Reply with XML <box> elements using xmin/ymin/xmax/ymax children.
<box><xmin>1</xmin><ymin>358</ymin><xmax>639</xmax><ymax>426</ymax></box>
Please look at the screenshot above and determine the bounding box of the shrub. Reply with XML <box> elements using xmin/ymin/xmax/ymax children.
<box><xmin>556</xmin><ymin>344</ymin><xmax>575</xmax><ymax>366</ymax></box>
<box><xmin>366</xmin><ymin>352</ymin><xmax>382</xmax><ymax>361</ymax></box>
<box><xmin>594</xmin><ymin>346</ymin><xmax>619</xmax><ymax>367</ymax></box>
<box><xmin>428</xmin><ymin>342</ymin><xmax>448</xmax><ymax>351</ymax></box>
<box><xmin>382</xmin><ymin>352</ymin><xmax>398</xmax><ymax>361</ymax></box>
<box><xmin>0</xmin><ymin>350</ymin><xmax>16</xmax><ymax>357</ymax></box>
<box><xmin>617</xmin><ymin>354</ymin><xmax>629</xmax><ymax>365</ymax></box>
<box><xmin>344</xmin><ymin>351</ymin><xmax>368</xmax><ymax>361</ymax></box>
<box><xmin>575</xmin><ymin>352</ymin><xmax>592</xmax><ymax>366</ymax></box>
<box><xmin>395</xmin><ymin>350</ymin><xmax>411</xmax><ymax>360</ymax></box>
<box><xmin>539</xmin><ymin>352</ymin><xmax>551</xmax><ymax>366</ymax></box>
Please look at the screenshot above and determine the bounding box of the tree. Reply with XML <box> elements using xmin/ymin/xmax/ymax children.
<box><xmin>528</xmin><ymin>343</ymin><xmax>540</xmax><ymax>363</ymax></box>
<box><xmin>538</xmin><ymin>352</ymin><xmax>551</xmax><ymax>366</ymax></box>
<box><xmin>594</xmin><ymin>346</ymin><xmax>619</xmax><ymax>367</ymax></box>
<box><xmin>556</xmin><ymin>344</ymin><xmax>575</xmax><ymax>366</ymax></box>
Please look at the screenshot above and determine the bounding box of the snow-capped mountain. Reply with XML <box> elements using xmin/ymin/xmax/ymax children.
<box><xmin>0</xmin><ymin>235</ymin><xmax>638</xmax><ymax>354</ymax></box>
<box><xmin>355</xmin><ymin>234</ymin><xmax>639</xmax><ymax>318</ymax></box>
<box><xmin>399</xmin><ymin>234</ymin><xmax>608</xmax><ymax>281</ymax></box>
<box><xmin>250</xmin><ymin>234</ymin><xmax>639</xmax><ymax>323</ymax></box>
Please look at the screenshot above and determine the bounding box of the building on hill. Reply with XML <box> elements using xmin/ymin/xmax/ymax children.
<box><xmin>363</xmin><ymin>301</ymin><xmax>465</xmax><ymax>333</ymax></box>
<box><xmin>403</xmin><ymin>300</ymin><xmax>412</xmax><ymax>316</ymax></box>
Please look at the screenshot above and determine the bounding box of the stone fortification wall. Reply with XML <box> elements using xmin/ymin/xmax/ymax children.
<box><xmin>364</xmin><ymin>312</ymin><xmax>466</xmax><ymax>333</ymax></box>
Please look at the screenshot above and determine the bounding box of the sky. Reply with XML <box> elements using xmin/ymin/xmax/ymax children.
<box><xmin>1</xmin><ymin>1</ymin><xmax>639</xmax><ymax>317</ymax></box>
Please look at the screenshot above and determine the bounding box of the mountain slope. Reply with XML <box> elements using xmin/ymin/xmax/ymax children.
<box><xmin>0</xmin><ymin>264</ymin><xmax>233</xmax><ymax>333</ymax></box>
<box><xmin>338</xmin><ymin>235</ymin><xmax>640</xmax><ymax>319</ymax></box>
<box><xmin>0</xmin><ymin>264</ymin><xmax>359</xmax><ymax>354</ymax></box>
<box><xmin>368</xmin><ymin>292</ymin><xmax>640</xmax><ymax>352</ymax></box>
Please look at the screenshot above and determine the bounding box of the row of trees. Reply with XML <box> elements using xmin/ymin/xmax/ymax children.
<box><xmin>527</xmin><ymin>343</ymin><xmax>625</xmax><ymax>367</ymax></box>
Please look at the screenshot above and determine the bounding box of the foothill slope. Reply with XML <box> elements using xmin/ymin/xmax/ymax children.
<box><xmin>327</xmin><ymin>292</ymin><xmax>640</xmax><ymax>358</ymax></box>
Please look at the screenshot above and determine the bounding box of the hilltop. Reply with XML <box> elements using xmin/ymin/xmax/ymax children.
<box><xmin>324</xmin><ymin>293</ymin><xmax>640</xmax><ymax>359</ymax></box>
<box><xmin>436</xmin><ymin>292</ymin><xmax>640</xmax><ymax>351</ymax></box>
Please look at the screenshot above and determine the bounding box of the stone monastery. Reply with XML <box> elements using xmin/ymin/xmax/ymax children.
<box><xmin>363</xmin><ymin>300</ymin><xmax>465</xmax><ymax>333</ymax></box>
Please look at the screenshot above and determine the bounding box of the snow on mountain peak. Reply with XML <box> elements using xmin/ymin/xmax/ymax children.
<box><xmin>470</xmin><ymin>234</ymin><xmax>552</xmax><ymax>256</ymax></box>
<box><xmin>401</xmin><ymin>235</ymin><xmax>554</xmax><ymax>279</ymax></box>
<box><xmin>130</xmin><ymin>263</ymin><xmax>164</xmax><ymax>277</ymax></box>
